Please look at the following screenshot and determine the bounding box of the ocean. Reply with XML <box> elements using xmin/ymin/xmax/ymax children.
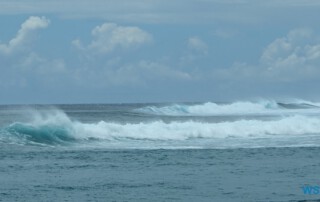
<box><xmin>1</xmin><ymin>100</ymin><xmax>320</xmax><ymax>201</ymax></box>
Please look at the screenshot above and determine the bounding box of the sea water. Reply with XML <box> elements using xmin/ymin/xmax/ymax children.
<box><xmin>1</xmin><ymin>100</ymin><xmax>320</xmax><ymax>201</ymax></box>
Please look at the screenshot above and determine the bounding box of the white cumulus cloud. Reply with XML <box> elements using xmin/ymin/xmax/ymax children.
<box><xmin>0</xmin><ymin>16</ymin><xmax>50</xmax><ymax>55</ymax></box>
<box><xmin>211</xmin><ymin>28</ymin><xmax>320</xmax><ymax>83</ymax></box>
<box><xmin>259</xmin><ymin>28</ymin><xmax>320</xmax><ymax>81</ymax></box>
<box><xmin>73</xmin><ymin>23</ymin><xmax>152</xmax><ymax>54</ymax></box>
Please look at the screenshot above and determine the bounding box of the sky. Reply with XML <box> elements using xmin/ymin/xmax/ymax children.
<box><xmin>1</xmin><ymin>0</ymin><xmax>320</xmax><ymax>104</ymax></box>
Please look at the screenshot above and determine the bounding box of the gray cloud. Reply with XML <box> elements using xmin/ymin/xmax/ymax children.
<box><xmin>1</xmin><ymin>0</ymin><xmax>320</xmax><ymax>24</ymax></box>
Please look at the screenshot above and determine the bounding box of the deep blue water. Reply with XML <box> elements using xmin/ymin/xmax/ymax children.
<box><xmin>1</xmin><ymin>101</ymin><xmax>320</xmax><ymax>201</ymax></box>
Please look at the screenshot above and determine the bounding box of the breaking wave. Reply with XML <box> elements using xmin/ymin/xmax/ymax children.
<box><xmin>1</xmin><ymin>109</ymin><xmax>320</xmax><ymax>148</ymax></box>
<box><xmin>135</xmin><ymin>100</ymin><xmax>320</xmax><ymax>116</ymax></box>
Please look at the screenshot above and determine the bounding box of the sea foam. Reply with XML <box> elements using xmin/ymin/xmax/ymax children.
<box><xmin>1</xmin><ymin>109</ymin><xmax>320</xmax><ymax>147</ymax></box>
<box><xmin>136</xmin><ymin>100</ymin><xmax>320</xmax><ymax>116</ymax></box>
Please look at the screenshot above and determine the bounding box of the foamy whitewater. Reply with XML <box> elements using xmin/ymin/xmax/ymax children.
<box><xmin>1</xmin><ymin>100</ymin><xmax>320</xmax><ymax>149</ymax></box>
<box><xmin>2</xmin><ymin>100</ymin><xmax>320</xmax><ymax>201</ymax></box>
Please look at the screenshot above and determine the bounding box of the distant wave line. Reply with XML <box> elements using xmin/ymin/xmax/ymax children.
<box><xmin>135</xmin><ymin>100</ymin><xmax>320</xmax><ymax>116</ymax></box>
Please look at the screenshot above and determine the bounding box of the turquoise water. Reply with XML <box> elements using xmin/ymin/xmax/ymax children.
<box><xmin>1</xmin><ymin>101</ymin><xmax>320</xmax><ymax>201</ymax></box>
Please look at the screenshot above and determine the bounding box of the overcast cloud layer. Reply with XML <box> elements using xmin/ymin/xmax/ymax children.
<box><xmin>1</xmin><ymin>0</ymin><xmax>320</xmax><ymax>24</ymax></box>
<box><xmin>0</xmin><ymin>1</ymin><xmax>320</xmax><ymax>104</ymax></box>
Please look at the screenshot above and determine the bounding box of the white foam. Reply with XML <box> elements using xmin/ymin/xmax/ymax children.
<box><xmin>18</xmin><ymin>109</ymin><xmax>320</xmax><ymax>141</ymax></box>
<box><xmin>74</xmin><ymin>116</ymin><xmax>320</xmax><ymax>141</ymax></box>
<box><xmin>136</xmin><ymin>100</ymin><xmax>320</xmax><ymax>116</ymax></box>
<box><xmin>3</xmin><ymin>108</ymin><xmax>320</xmax><ymax>149</ymax></box>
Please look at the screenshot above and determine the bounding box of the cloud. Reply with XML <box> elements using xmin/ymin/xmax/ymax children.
<box><xmin>0</xmin><ymin>16</ymin><xmax>186</xmax><ymax>90</ymax></box>
<box><xmin>180</xmin><ymin>36</ymin><xmax>208</xmax><ymax>66</ymax></box>
<box><xmin>72</xmin><ymin>59</ymin><xmax>191</xmax><ymax>87</ymax></box>
<box><xmin>19</xmin><ymin>52</ymin><xmax>66</xmax><ymax>75</ymax></box>
<box><xmin>259</xmin><ymin>28</ymin><xmax>320</xmax><ymax>81</ymax></box>
<box><xmin>0</xmin><ymin>51</ymin><xmax>67</xmax><ymax>89</ymax></box>
<box><xmin>2</xmin><ymin>0</ymin><xmax>320</xmax><ymax>24</ymax></box>
<box><xmin>0</xmin><ymin>16</ymin><xmax>70</xmax><ymax>90</ymax></box>
<box><xmin>72</xmin><ymin>23</ymin><xmax>152</xmax><ymax>54</ymax></box>
<box><xmin>260</xmin><ymin>28</ymin><xmax>314</xmax><ymax>65</ymax></box>
<box><xmin>187</xmin><ymin>37</ymin><xmax>208</xmax><ymax>54</ymax></box>
<box><xmin>0</xmin><ymin>16</ymin><xmax>49</xmax><ymax>55</ymax></box>
<box><xmin>214</xmin><ymin>28</ymin><xmax>320</xmax><ymax>83</ymax></box>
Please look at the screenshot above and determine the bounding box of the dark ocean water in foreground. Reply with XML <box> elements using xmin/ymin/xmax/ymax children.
<box><xmin>1</xmin><ymin>101</ymin><xmax>320</xmax><ymax>201</ymax></box>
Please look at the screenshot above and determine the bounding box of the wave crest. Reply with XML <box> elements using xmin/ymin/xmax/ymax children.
<box><xmin>1</xmin><ymin>109</ymin><xmax>320</xmax><ymax>148</ymax></box>
<box><xmin>136</xmin><ymin>100</ymin><xmax>320</xmax><ymax>116</ymax></box>
<box><xmin>6</xmin><ymin>123</ymin><xmax>76</xmax><ymax>145</ymax></box>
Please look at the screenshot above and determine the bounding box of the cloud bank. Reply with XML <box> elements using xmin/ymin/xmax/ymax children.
<box><xmin>1</xmin><ymin>0</ymin><xmax>320</xmax><ymax>24</ymax></box>
<box><xmin>2</xmin><ymin>15</ymin><xmax>320</xmax><ymax>103</ymax></box>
